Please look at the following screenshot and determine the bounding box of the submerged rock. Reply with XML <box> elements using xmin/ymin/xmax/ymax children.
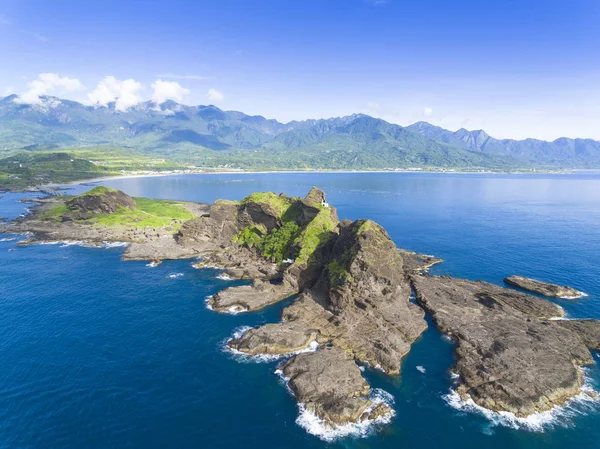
<box><xmin>504</xmin><ymin>275</ymin><xmax>585</xmax><ymax>298</ymax></box>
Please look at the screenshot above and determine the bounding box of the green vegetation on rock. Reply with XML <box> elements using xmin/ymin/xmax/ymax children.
<box><xmin>294</xmin><ymin>208</ymin><xmax>337</xmax><ymax>265</ymax></box>
<box><xmin>78</xmin><ymin>186</ymin><xmax>118</xmax><ymax>196</ymax></box>
<box><xmin>41</xmin><ymin>196</ymin><xmax>194</xmax><ymax>230</ymax></box>
<box><xmin>233</xmin><ymin>224</ymin><xmax>267</xmax><ymax>247</ymax></box>
<box><xmin>240</xmin><ymin>192</ymin><xmax>296</xmax><ymax>217</ymax></box>
<box><xmin>259</xmin><ymin>221</ymin><xmax>300</xmax><ymax>263</ymax></box>
<box><xmin>90</xmin><ymin>198</ymin><xmax>194</xmax><ymax>229</ymax></box>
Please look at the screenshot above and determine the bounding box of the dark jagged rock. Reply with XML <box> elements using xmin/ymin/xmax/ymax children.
<box><xmin>226</xmin><ymin>218</ymin><xmax>425</xmax><ymax>426</ymax></box>
<box><xmin>176</xmin><ymin>199</ymin><xmax>239</xmax><ymax>248</ymax></box>
<box><xmin>304</xmin><ymin>186</ymin><xmax>327</xmax><ymax>207</ymax></box>
<box><xmin>229</xmin><ymin>322</ymin><xmax>317</xmax><ymax>355</ymax></box>
<box><xmin>398</xmin><ymin>249</ymin><xmax>443</xmax><ymax>273</ymax></box>
<box><xmin>281</xmin><ymin>348</ymin><xmax>391</xmax><ymax>425</ymax></box>
<box><xmin>412</xmin><ymin>275</ymin><xmax>594</xmax><ymax>417</ymax></box>
<box><xmin>66</xmin><ymin>186</ymin><xmax>136</xmax><ymax>216</ymax></box>
<box><xmin>504</xmin><ymin>275</ymin><xmax>585</xmax><ymax>298</ymax></box>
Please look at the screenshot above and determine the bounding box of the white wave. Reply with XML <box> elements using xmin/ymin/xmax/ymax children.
<box><xmin>0</xmin><ymin>237</ymin><xmax>16</xmax><ymax>242</ymax></box>
<box><xmin>227</xmin><ymin>305</ymin><xmax>248</xmax><ymax>315</ymax></box>
<box><xmin>168</xmin><ymin>273</ymin><xmax>184</xmax><ymax>279</ymax></box>
<box><xmin>204</xmin><ymin>296</ymin><xmax>214</xmax><ymax>310</ymax></box>
<box><xmin>295</xmin><ymin>388</ymin><xmax>396</xmax><ymax>442</ymax></box>
<box><xmin>450</xmin><ymin>372</ymin><xmax>460</xmax><ymax>380</ymax></box>
<box><xmin>443</xmin><ymin>373</ymin><xmax>600</xmax><ymax>432</ymax></box>
<box><xmin>416</xmin><ymin>365</ymin><xmax>426</xmax><ymax>374</ymax></box>
<box><xmin>560</xmin><ymin>292</ymin><xmax>588</xmax><ymax>299</ymax></box>
<box><xmin>35</xmin><ymin>239</ymin><xmax>130</xmax><ymax>249</ymax></box>
<box><xmin>216</xmin><ymin>273</ymin><xmax>231</xmax><ymax>281</ymax></box>
<box><xmin>101</xmin><ymin>241</ymin><xmax>129</xmax><ymax>248</ymax></box>
<box><xmin>146</xmin><ymin>261</ymin><xmax>161</xmax><ymax>267</ymax></box>
<box><xmin>223</xmin><ymin>327</ymin><xmax>318</xmax><ymax>363</ymax></box>
<box><xmin>441</xmin><ymin>334</ymin><xmax>455</xmax><ymax>343</ymax></box>
<box><xmin>60</xmin><ymin>240</ymin><xmax>87</xmax><ymax>247</ymax></box>
<box><xmin>192</xmin><ymin>263</ymin><xmax>221</xmax><ymax>270</ymax></box>
<box><xmin>549</xmin><ymin>316</ymin><xmax>571</xmax><ymax>321</ymax></box>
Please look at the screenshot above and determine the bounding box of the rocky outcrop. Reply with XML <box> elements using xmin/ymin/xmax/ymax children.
<box><xmin>554</xmin><ymin>319</ymin><xmax>600</xmax><ymax>351</ymax></box>
<box><xmin>209</xmin><ymin>278</ymin><xmax>298</xmax><ymax>313</ymax></box>
<box><xmin>281</xmin><ymin>348</ymin><xmax>391</xmax><ymax>425</ymax></box>
<box><xmin>65</xmin><ymin>186</ymin><xmax>136</xmax><ymax>216</ymax></box>
<box><xmin>504</xmin><ymin>275</ymin><xmax>585</xmax><ymax>298</ymax></box>
<box><xmin>225</xmin><ymin>218</ymin><xmax>426</xmax><ymax>426</ymax></box>
<box><xmin>398</xmin><ymin>249</ymin><xmax>443</xmax><ymax>273</ymax></box>
<box><xmin>7</xmin><ymin>186</ymin><xmax>599</xmax><ymax>432</ymax></box>
<box><xmin>229</xmin><ymin>322</ymin><xmax>317</xmax><ymax>355</ymax></box>
<box><xmin>412</xmin><ymin>275</ymin><xmax>594</xmax><ymax>417</ymax></box>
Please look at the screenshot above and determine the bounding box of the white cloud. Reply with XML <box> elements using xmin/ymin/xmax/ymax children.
<box><xmin>156</xmin><ymin>73</ymin><xmax>209</xmax><ymax>81</ymax></box>
<box><xmin>3</xmin><ymin>86</ymin><xmax>15</xmax><ymax>96</ymax></box>
<box><xmin>88</xmin><ymin>76</ymin><xmax>143</xmax><ymax>112</ymax></box>
<box><xmin>151</xmin><ymin>79</ymin><xmax>190</xmax><ymax>104</ymax></box>
<box><xmin>206</xmin><ymin>88</ymin><xmax>224</xmax><ymax>102</ymax></box>
<box><xmin>14</xmin><ymin>73</ymin><xmax>85</xmax><ymax>105</ymax></box>
<box><xmin>423</xmin><ymin>107</ymin><xmax>433</xmax><ymax>117</ymax></box>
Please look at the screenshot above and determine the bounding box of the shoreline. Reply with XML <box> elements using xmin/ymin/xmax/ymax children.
<box><xmin>46</xmin><ymin>166</ymin><xmax>578</xmax><ymax>190</ymax></box>
<box><xmin>1</xmin><ymin>167</ymin><xmax>582</xmax><ymax>194</ymax></box>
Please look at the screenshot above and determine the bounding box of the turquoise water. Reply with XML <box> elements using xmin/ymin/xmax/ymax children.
<box><xmin>1</xmin><ymin>173</ymin><xmax>599</xmax><ymax>448</ymax></box>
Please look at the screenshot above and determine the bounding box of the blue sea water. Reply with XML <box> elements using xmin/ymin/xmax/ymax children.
<box><xmin>1</xmin><ymin>172</ymin><xmax>599</xmax><ymax>449</ymax></box>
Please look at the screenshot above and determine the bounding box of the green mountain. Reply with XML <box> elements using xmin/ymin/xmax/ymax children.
<box><xmin>1</xmin><ymin>95</ymin><xmax>598</xmax><ymax>170</ymax></box>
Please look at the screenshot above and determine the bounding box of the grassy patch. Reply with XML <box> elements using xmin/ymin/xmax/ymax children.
<box><xmin>294</xmin><ymin>208</ymin><xmax>338</xmax><ymax>265</ymax></box>
<box><xmin>40</xmin><ymin>196</ymin><xmax>194</xmax><ymax>230</ymax></box>
<box><xmin>78</xmin><ymin>186</ymin><xmax>118</xmax><ymax>196</ymax></box>
<box><xmin>40</xmin><ymin>203</ymin><xmax>70</xmax><ymax>220</ymax></box>
<box><xmin>90</xmin><ymin>198</ymin><xmax>194</xmax><ymax>229</ymax></box>
<box><xmin>240</xmin><ymin>192</ymin><xmax>296</xmax><ymax>217</ymax></box>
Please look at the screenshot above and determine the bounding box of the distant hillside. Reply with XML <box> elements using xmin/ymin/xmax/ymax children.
<box><xmin>1</xmin><ymin>95</ymin><xmax>599</xmax><ymax>170</ymax></box>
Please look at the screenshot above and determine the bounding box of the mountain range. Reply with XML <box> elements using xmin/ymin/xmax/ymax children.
<box><xmin>1</xmin><ymin>94</ymin><xmax>599</xmax><ymax>170</ymax></box>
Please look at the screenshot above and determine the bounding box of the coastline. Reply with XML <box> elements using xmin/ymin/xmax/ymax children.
<box><xmin>40</xmin><ymin>166</ymin><xmax>577</xmax><ymax>191</ymax></box>
<box><xmin>0</xmin><ymin>166</ymin><xmax>580</xmax><ymax>195</ymax></box>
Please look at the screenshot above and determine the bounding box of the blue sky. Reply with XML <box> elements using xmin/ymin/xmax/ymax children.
<box><xmin>0</xmin><ymin>0</ymin><xmax>598</xmax><ymax>140</ymax></box>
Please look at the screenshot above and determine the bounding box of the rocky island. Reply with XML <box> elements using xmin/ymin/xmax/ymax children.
<box><xmin>504</xmin><ymin>275</ymin><xmax>586</xmax><ymax>299</ymax></box>
<box><xmin>2</xmin><ymin>186</ymin><xmax>599</xmax><ymax>432</ymax></box>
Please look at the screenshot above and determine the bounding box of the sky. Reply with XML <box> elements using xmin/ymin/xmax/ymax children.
<box><xmin>0</xmin><ymin>0</ymin><xmax>599</xmax><ymax>141</ymax></box>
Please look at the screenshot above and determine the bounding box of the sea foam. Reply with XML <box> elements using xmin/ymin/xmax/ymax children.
<box><xmin>294</xmin><ymin>388</ymin><xmax>395</xmax><ymax>442</ymax></box>
<box><xmin>443</xmin><ymin>370</ymin><xmax>599</xmax><ymax>432</ymax></box>
<box><xmin>560</xmin><ymin>292</ymin><xmax>588</xmax><ymax>299</ymax></box>
<box><xmin>222</xmin><ymin>326</ymin><xmax>319</xmax><ymax>363</ymax></box>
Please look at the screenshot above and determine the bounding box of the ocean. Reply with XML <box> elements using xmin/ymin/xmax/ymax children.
<box><xmin>1</xmin><ymin>172</ymin><xmax>599</xmax><ymax>449</ymax></box>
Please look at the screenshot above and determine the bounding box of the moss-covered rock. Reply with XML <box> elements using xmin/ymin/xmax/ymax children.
<box><xmin>66</xmin><ymin>186</ymin><xmax>137</xmax><ymax>216</ymax></box>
